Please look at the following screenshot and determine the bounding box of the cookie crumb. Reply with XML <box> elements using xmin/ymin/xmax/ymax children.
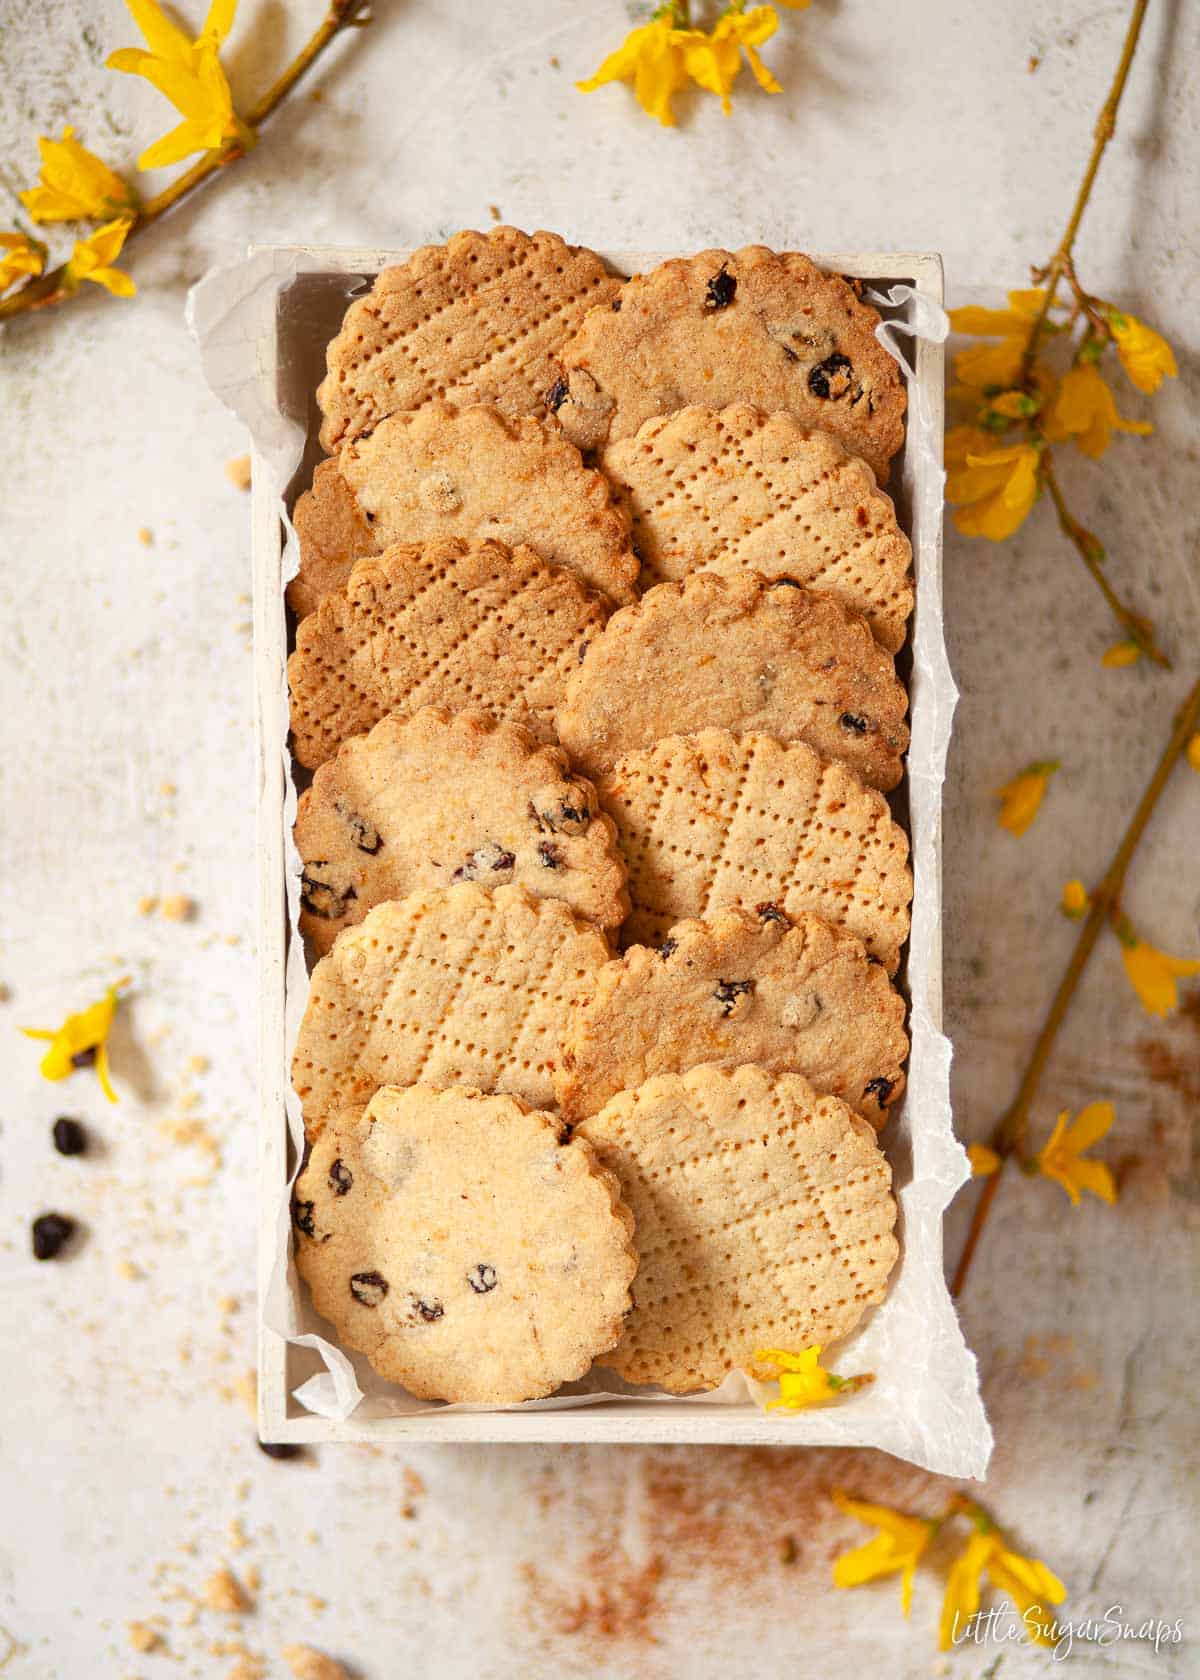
<box><xmin>225</xmin><ymin>455</ymin><xmax>252</xmax><ymax>491</ymax></box>
<box><xmin>283</xmin><ymin>1645</ymin><xmax>353</xmax><ymax>1680</ymax></box>
<box><xmin>137</xmin><ymin>895</ymin><xmax>158</xmax><ymax>916</ymax></box>
<box><xmin>488</xmin><ymin>204</ymin><xmax>501</xmax><ymax>222</ymax></box>
<box><xmin>202</xmin><ymin>1566</ymin><xmax>252</xmax><ymax>1615</ymax></box>
<box><xmin>233</xmin><ymin>1368</ymin><xmax>258</xmax><ymax>1420</ymax></box>
<box><xmin>188</xmin><ymin>1054</ymin><xmax>210</xmax><ymax>1075</ymax></box>
<box><xmin>159</xmin><ymin>779</ymin><xmax>177</xmax><ymax>797</ymax></box>
<box><xmin>160</xmin><ymin>894</ymin><xmax>194</xmax><ymax>923</ymax></box>
<box><xmin>137</xmin><ymin>527</ymin><xmax>154</xmax><ymax>547</ymax></box>
<box><xmin>117</xmin><ymin>1257</ymin><xmax>144</xmax><ymax>1281</ymax></box>
<box><xmin>228</xmin><ymin>1518</ymin><xmax>249</xmax><ymax>1553</ymax></box>
<box><xmin>126</xmin><ymin>1621</ymin><xmax>162</xmax><ymax>1653</ymax></box>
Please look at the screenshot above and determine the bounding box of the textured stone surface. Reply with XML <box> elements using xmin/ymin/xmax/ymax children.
<box><xmin>1</xmin><ymin>2</ymin><xmax>1197</xmax><ymax>1675</ymax></box>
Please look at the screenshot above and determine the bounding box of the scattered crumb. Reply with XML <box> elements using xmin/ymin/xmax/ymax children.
<box><xmin>234</xmin><ymin>1369</ymin><xmax>258</xmax><ymax>1421</ymax></box>
<box><xmin>283</xmin><ymin>1645</ymin><xmax>353</xmax><ymax>1680</ymax></box>
<box><xmin>126</xmin><ymin>1622</ymin><xmax>162</xmax><ymax>1654</ymax></box>
<box><xmin>218</xmin><ymin>1295</ymin><xmax>240</xmax><ymax>1319</ymax></box>
<box><xmin>159</xmin><ymin>1115</ymin><xmax>222</xmax><ymax>1180</ymax></box>
<box><xmin>159</xmin><ymin>779</ymin><xmax>177</xmax><ymax>797</ymax></box>
<box><xmin>549</xmin><ymin>53</ymin><xmax>560</xmax><ymax>68</ymax></box>
<box><xmin>178</xmin><ymin>1089</ymin><xmax>200</xmax><ymax>1112</ymax></box>
<box><xmin>306</xmin><ymin>1595</ymin><xmax>327</xmax><ymax>1615</ymax></box>
<box><xmin>160</xmin><ymin>894</ymin><xmax>194</xmax><ymax>923</ymax></box>
<box><xmin>117</xmin><ymin>1258</ymin><xmax>144</xmax><ymax>1282</ymax></box>
<box><xmin>137</xmin><ymin>896</ymin><xmax>158</xmax><ymax>916</ymax></box>
<box><xmin>202</xmin><ymin>1567</ymin><xmax>252</xmax><ymax>1615</ymax></box>
<box><xmin>0</xmin><ymin>983</ymin><xmax>10</xmax><ymax>1004</ymax></box>
<box><xmin>488</xmin><ymin>204</ymin><xmax>501</xmax><ymax>222</ymax></box>
<box><xmin>1027</xmin><ymin>53</ymin><xmax>1041</xmax><ymax>72</ymax></box>
<box><xmin>225</xmin><ymin>934</ymin><xmax>242</xmax><ymax>947</ymax></box>
<box><xmin>304</xmin><ymin>1530</ymin><xmax>319</xmax><ymax>1547</ymax></box>
<box><xmin>225</xmin><ymin>455</ymin><xmax>252</xmax><ymax>491</ymax></box>
<box><xmin>188</xmin><ymin>1054</ymin><xmax>209</xmax><ymax>1075</ymax></box>
<box><xmin>137</xmin><ymin>527</ymin><xmax>154</xmax><ymax>547</ymax></box>
<box><xmin>228</xmin><ymin>1518</ymin><xmax>249</xmax><ymax>1554</ymax></box>
<box><xmin>309</xmin><ymin>88</ymin><xmax>324</xmax><ymax>103</ymax></box>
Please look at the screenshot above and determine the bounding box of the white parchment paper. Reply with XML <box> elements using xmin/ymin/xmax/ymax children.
<box><xmin>189</xmin><ymin>245</ymin><xmax>990</xmax><ymax>1476</ymax></box>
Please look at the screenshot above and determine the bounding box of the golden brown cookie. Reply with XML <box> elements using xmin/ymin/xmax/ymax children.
<box><xmin>287</xmin><ymin>537</ymin><xmax>608</xmax><ymax>769</ymax></box>
<box><xmin>291</xmin><ymin>883</ymin><xmax>611</xmax><ymax>1134</ymax></box>
<box><xmin>555</xmin><ymin>905</ymin><xmax>908</xmax><ymax>1126</ymax></box>
<box><xmin>292</xmin><ymin>1085</ymin><xmax>637</xmax><ymax>1403</ymax></box>
<box><xmin>579</xmin><ymin>1063</ymin><xmax>898</xmax><ymax>1393</ymax></box>
<box><xmin>596</xmin><ymin>729</ymin><xmax>912</xmax><ymax>969</ymax></box>
<box><xmin>601</xmin><ymin>404</ymin><xmax>913</xmax><ymax>651</ymax></box>
<box><xmin>295</xmin><ymin>706</ymin><xmax>628</xmax><ymax>955</ymax></box>
<box><xmin>553</xmin><ymin>249</ymin><xmax>905</xmax><ymax>482</ymax></box>
<box><xmin>555</xmin><ymin>572</ymin><xmax>909</xmax><ymax>791</ymax></box>
<box><xmin>317</xmin><ymin>228</ymin><xmax>622</xmax><ymax>452</ymax></box>
<box><xmin>289</xmin><ymin>403</ymin><xmax>637</xmax><ymax>619</ymax></box>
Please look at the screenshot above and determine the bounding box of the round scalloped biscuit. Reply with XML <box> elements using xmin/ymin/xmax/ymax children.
<box><xmin>289</xmin><ymin>402</ymin><xmax>637</xmax><ymax>620</ymax></box>
<box><xmin>287</xmin><ymin>536</ymin><xmax>608</xmax><ymax>769</ymax></box>
<box><xmin>555</xmin><ymin>905</ymin><xmax>908</xmax><ymax>1127</ymax></box>
<box><xmin>601</xmin><ymin>404</ymin><xmax>913</xmax><ymax>651</ymax></box>
<box><xmin>579</xmin><ymin>1063</ymin><xmax>899</xmax><ymax>1393</ymax></box>
<box><xmin>292</xmin><ymin>883</ymin><xmax>612</xmax><ymax>1135</ymax></box>
<box><xmin>553</xmin><ymin>248</ymin><xmax>905</xmax><ymax>482</ymax></box>
<box><xmin>292</xmin><ymin>1085</ymin><xmax>637</xmax><ymax>1403</ymax></box>
<box><xmin>317</xmin><ymin>228</ymin><xmax>622</xmax><ymax>452</ymax></box>
<box><xmin>555</xmin><ymin>572</ymin><xmax>909</xmax><ymax>792</ymax></box>
<box><xmin>295</xmin><ymin>706</ymin><xmax>629</xmax><ymax>955</ymax></box>
<box><xmin>596</xmin><ymin>729</ymin><xmax>912</xmax><ymax>969</ymax></box>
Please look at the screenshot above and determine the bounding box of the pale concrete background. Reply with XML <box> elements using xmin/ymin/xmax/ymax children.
<box><xmin>1</xmin><ymin>2</ymin><xmax>1197</xmax><ymax>1676</ymax></box>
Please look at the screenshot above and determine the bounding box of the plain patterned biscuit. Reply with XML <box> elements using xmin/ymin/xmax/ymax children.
<box><xmin>317</xmin><ymin>227</ymin><xmax>622</xmax><ymax>452</ymax></box>
<box><xmin>287</xmin><ymin>536</ymin><xmax>608</xmax><ymax>769</ymax></box>
<box><xmin>596</xmin><ymin>729</ymin><xmax>912</xmax><ymax>969</ymax></box>
<box><xmin>292</xmin><ymin>1085</ymin><xmax>637</xmax><ymax>1403</ymax></box>
<box><xmin>291</xmin><ymin>883</ymin><xmax>612</xmax><ymax>1134</ymax></box>
<box><xmin>555</xmin><ymin>905</ymin><xmax>908</xmax><ymax>1127</ymax></box>
<box><xmin>553</xmin><ymin>248</ymin><xmax>905</xmax><ymax>482</ymax></box>
<box><xmin>579</xmin><ymin>1063</ymin><xmax>898</xmax><ymax>1393</ymax></box>
<box><xmin>555</xmin><ymin>571</ymin><xmax>909</xmax><ymax>791</ymax></box>
<box><xmin>601</xmin><ymin>404</ymin><xmax>913</xmax><ymax>651</ymax></box>
<box><xmin>294</xmin><ymin>706</ymin><xmax>629</xmax><ymax>955</ymax></box>
<box><xmin>289</xmin><ymin>403</ymin><xmax>638</xmax><ymax>620</ymax></box>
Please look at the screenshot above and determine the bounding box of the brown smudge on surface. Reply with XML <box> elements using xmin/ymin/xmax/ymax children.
<box><xmin>1124</xmin><ymin>984</ymin><xmax>1200</xmax><ymax>1202</ymax></box>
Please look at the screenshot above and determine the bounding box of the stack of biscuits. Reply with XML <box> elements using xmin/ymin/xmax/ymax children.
<box><xmin>286</xmin><ymin>229</ymin><xmax>913</xmax><ymax>1407</ymax></box>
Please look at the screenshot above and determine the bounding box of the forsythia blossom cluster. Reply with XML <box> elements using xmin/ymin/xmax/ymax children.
<box><xmin>578</xmin><ymin>2</ymin><xmax>810</xmax><ymax>127</ymax></box>
<box><xmin>1</xmin><ymin>1</ymin><xmax>250</xmax><ymax>308</ymax></box>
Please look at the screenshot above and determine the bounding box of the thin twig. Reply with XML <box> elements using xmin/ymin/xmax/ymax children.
<box><xmin>1018</xmin><ymin>0</ymin><xmax>1151</xmax><ymax>382</ymax></box>
<box><xmin>1042</xmin><ymin>456</ymin><xmax>1171</xmax><ymax>667</ymax></box>
<box><xmin>0</xmin><ymin>0</ymin><xmax>371</xmax><ymax>323</ymax></box>
<box><xmin>951</xmin><ymin>668</ymin><xmax>1200</xmax><ymax>1298</ymax></box>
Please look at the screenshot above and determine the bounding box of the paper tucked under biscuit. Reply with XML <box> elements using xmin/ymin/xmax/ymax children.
<box><xmin>292</xmin><ymin>1085</ymin><xmax>637</xmax><ymax>1403</ymax></box>
<box><xmin>294</xmin><ymin>706</ymin><xmax>629</xmax><ymax>954</ymax></box>
<box><xmin>580</xmin><ymin>1063</ymin><xmax>898</xmax><ymax>1392</ymax></box>
<box><xmin>289</xmin><ymin>403</ymin><xmax>637</xmax><ymax>620</ymax></box>
<box><xmin>556</xmin><ymin>572</ymin><xmax>909</xmax><ymax>791</ymax></box>
<box><xmin>596</xmin><ymin>729</ymin><xmax>912</xmax><ymax>969</ymax></box>
<box><xmin>291</xmin><ymin>883</ymin><xmax>612</xmax><ymax>1134</ymax></box>
<box><xmin>602</xmin><ymin>404</ymin><xmax>913</xmax><ymax>651</ymax></box>
<box><xmin>555</xmin><ymin>905</ymin><xmax>908</xmax><ymax>1126</ymax></box>
<box><xmin>553</xmin><ymin>248</ymin><xmax>905</xmax><ymax>482</ymax></box>
<box><xmin>317</xmin><ymin>227</ymin><xmax>622</xmax><ymax>452</ymax></box>
<box><xmin>287</xmin><ymin>537</ymin><xmax>608</xmax><ymax>769</ymax></box>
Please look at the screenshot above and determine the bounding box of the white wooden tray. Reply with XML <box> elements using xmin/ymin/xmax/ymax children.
<box><xmin>234</xmin><ymin>246</ymin><xmax>978</xmax><ymax>1457</ymax></box>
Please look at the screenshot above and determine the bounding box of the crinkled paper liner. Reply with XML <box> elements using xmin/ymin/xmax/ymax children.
<box><xmin>189</xmin><ymin>246</ymin><xmax>991</xmax><ymax>1475</ymax></box>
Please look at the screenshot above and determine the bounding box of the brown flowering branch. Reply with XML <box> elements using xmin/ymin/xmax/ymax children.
<box><xmin>0</xmin><ymin>0</ymin><xmax>371</xmax><ymax>323</ymax></box>
<box><xmin>952</xmin><ymin>666</ymin><xmax>1200</xmax><ymax>1297</ymax></box>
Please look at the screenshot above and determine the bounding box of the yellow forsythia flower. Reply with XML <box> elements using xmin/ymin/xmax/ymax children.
<box><xmin>1102</xmin><ymin>639</ymin><xmax>1141</xmax><ymax>667</ymax></box>
<box><xmin>108</xmin><ymin>0</ymin><xmax>254</xmax><ymax>170</ymax></box>
<box><xmin>750</xmin><ymin>1345</ymin><xmax>868</xmax><ymax>1409</ymax></box>
<box><xmin>1035</xmin><ymin>1102</ymin><xmax>1117</xmax><ymax>1206</ymax></box>
<box><xmin>1105</xmin><ymin>308</ymin><xmax>1178</xmax><ymax>394</ymax></box>
<box><xmin>682</xmin><ymin>6</ymin><xmax>795</xmax><ymax>111</ymax></box>
<box><xmin>19</xmin><ymin>126</ymin><xmax>135</xmax><ymax>224</ymax></box>
<box><xmin>967</xmin><ymin>1143</ymin><xmax>1001</xmax><ymax>1177</ymax></box>
<box><xmin>940</xmin><ymin>1524</ymin><xmax>1065</xmax><ymax>1650</ymax></box>
<box><xmin>831</xmin><ymin>1492</ymin><xmax>936</xmax><ymax>1617</ymax></box>
<box><xmin>1043</xmin><ymin>362</ymin><xmax>1152</xmax><ymax>458</ymax></box>
<box><xmin>945</xmin><ymin>430</ymin><xmax>1040</xmax><ymax>541</ymax></box>
<box><xmin>21</xmin><ymin>980</ymin><xmax>129</xmax><ymax>1103</ymax></box>
<box><xmin>993</xmin><ymin>759</ymin><xmax>1059</xmax><ymax>837</ymax></box>
<box><xmin>1060</xmin><ymin>879</ymin><xmax>1090</xmax><ymax>919</ymax></box>
<box><xmin>0</xmin><ymin>232</ymin><xmax>44</xmax><ymax>294</ymax></box>
<box><xmin>1187</xmin><ymin>734</ymin><xmax>1200</xmax><ymax>772</ymax></box>
<box><xmin>949</xmin><ymin>289</ymin><xmax>1048</xmax><ymax>390</ymax></box>
<box><xmin>63</xmin><ymin>219</ymin><xmax>137</xmax><ymax>298</ymax></box>
<box><xmin>1116</xmin><ymin>917</ymin><xmax>1200</xmax><ymax>1018</ymax></box>
<box><xmin>577</xmin><ymin>15</ymin><xmax>692</xmax><ymax>127</ymax></box>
